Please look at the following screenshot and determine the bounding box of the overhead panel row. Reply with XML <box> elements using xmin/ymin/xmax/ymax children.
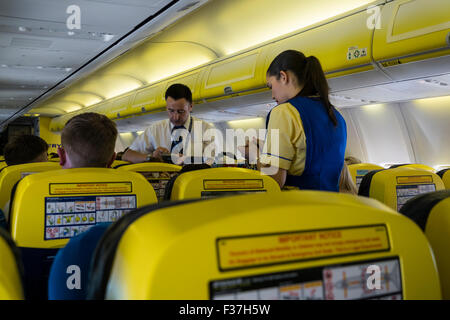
<box><xmin>49</xmin><ymin>0</ymin><xmax>450</xmax><ymax>132</ymax></box>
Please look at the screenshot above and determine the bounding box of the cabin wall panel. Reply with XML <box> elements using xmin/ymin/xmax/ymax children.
<box><xmin>339</xmin><ymin>108</ymin><xmax>367</xmax><ymax>163</ymax></box>
<box><xmin>399</xmin><ymin>97</ymin><xmax>450</xmax><ymax>168</ymax></box>
<box><xmin>345</xmin><ymin>103</ymin><xmax>413</xmax><ymax>166</ymax></box>
<box><xmin>116</xmin><ymin>132</ymin><xmax>139</xmax><ymax>153</ymax></box>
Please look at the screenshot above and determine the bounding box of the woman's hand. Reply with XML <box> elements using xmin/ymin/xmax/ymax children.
<box><xmin>238</xmin><ymin>137</ymin><xmax>263</xmax><ymax>163</ymax></box>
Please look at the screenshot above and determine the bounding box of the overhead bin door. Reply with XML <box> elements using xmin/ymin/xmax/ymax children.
<box><xmin>373</xmin><ymin>0</ymin><xmax>450</xmax><ymax>80</ymax></box>
<box><xmin>103</xmin><ymin>93</ymin><xmax>133</xmax><ymax>119</ymax></box>
<box><xmin>129</xmin><ymin>84</ymin><xmax>164</xmax><ymax>115</ymax></box>
<box><xmin>200</xmin><ymin>49</ymin><xmax>266</xmax><ymax>101</ymax></box>
<box><xmin>264</xmin><ymin>6</ymin><xmax>390</xmax><ymax>92</ymax></box>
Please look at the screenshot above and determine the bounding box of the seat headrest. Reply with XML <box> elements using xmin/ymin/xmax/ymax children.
<box><xmin>0</xmin><ymin>227</ymin><xmax>25</xmax><ymax>299</ymax></box>
<box><xmin>399</xmin><ymin>190</ymin><xmax>450</xmax><ymax>299</ymax></box>
<box><xmin>116</xmin><ymin>162</ymin><xmax>182</xmax><ymax>202</ymax></box>
<box><xmin>87</xmin><ymin>191</ymin><xmax>441</xmax><ymax>300</ymax></box>
<box><xmin>166</xmin><ymin>167</ymin><xmax>281</xmax><ymax>201</ymax></box>
<box><xmin>357</xmin><ymin>167</ymin><xmax>444</xmax><ymax>211</ymax></box>
<box><xmin>400</xmin><ymin>189</ymin><xmax>450</xmax><ymax>231</ymax></box>
<box><xmin>436</xmin><ymin>168</ymin><xmax>448</xmax><ymax>179</ymax></box>
<box><xmin>9</xmin><ymin>168</ymin><xmax>157</xmax><ymax>248</ymax></box>
<box><xmin>357</xmin><ymin>169</ymin><xmax>385</xmax><ymax>197</ymax></box>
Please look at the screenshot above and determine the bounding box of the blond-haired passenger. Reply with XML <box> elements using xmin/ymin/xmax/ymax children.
<box><xmin>339</xmin><ymin>163</ymin><xmax>358</xmax><ymax>195</ymax></box>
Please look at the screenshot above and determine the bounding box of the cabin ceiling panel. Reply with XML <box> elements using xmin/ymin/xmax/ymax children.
<box><xmin>0</xmin><ymin>0</ymin><xmax>169</xmax><ymax>30</ymax></box>
<box><xmin>0</xmin><ymin>45</ymin><xmax>92</xmax><ymax>68</ymax></box>
<box><xmin>0</xmin><ymin>0</ymin><xmax>184</xmax><ymax>126</ymax></box>
<box><xmin>0</xmin><ymin>66</ymin><xmax>67</xmax><ymax>85</ymax></box>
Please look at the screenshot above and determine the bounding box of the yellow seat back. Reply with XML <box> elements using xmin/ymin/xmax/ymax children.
<box><xmin>359</xmin><ymin>167</ymin><xmax>445</xmax><ymax>212</ymax></box>
<box><xmin>348</xmin><ymin>163</ymin><xmax>384</xmax><ymax>190</ymax></box>
<box><xmin>0</xmin><ymin>160</ymin><xmax>7</xmax><ymax>170</ymax></box>
<box><xmin>116</xmin><ymin>163</ymin><xmax>181</xmax><ymax>201</ymax></box>
<box><xmin>9</xmin><ymin>167</ymin><xmax>158</xmax><ymax>300</ymax></box>
<box><xmin>390</xmin><ymin>164</ymin><xmax>436</xmax><ymax>173</ymax></box>
<box><xmin>0</xmin><ymin>228</ymin><xmax>24</xmax><ymax>299</ymax></box>
<box><xmin>437</xmin><ymin>169</ymin><xmax>450</xmax><ymax>189</ymax></box>
<box><xmin>112</xmin><ymin>160</ymin><xmax>131</xmax><ymax>168</ymax></box>
<box><xmin>0</xmin><ymin>162</ymin><xmax>61</xmax><ymax>215</ymax></box>
<box><xmin>10</xmin><ymin>168</ymin><xmax>157</xmax><ymax>248</ymax></box>
<box><xmin>88</xmin><ymin>191</ymin><xmax>441</xmax><ymax>300</ymax></box>
<box><xmin>400</xmin><ymin>190</ymin><xmax>450</xmax><ymax>299</ymax></box>
<box><xmin>167</xmin><ymin>167</ymin><xmax>281</xmax><ymax>201</ymax></box>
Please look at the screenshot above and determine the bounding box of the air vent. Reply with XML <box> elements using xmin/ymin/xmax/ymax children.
<box><xmin>11</xmin><ymin>37</ymin><xmax>52</xmax><ymax>48</ymax></box>
<box><xmin>177</xmin><ymin>1</ymin><xmax>200</xmax><ymax>12</ymax></box>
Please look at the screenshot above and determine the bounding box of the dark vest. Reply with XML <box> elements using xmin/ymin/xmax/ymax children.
<box><xmin>266</xmin><ymin>96</ymin><xmax>346</xmax><ymax>191</ymax></box>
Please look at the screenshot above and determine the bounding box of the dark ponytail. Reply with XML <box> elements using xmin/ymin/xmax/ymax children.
<box><xmin>267</xmin><ymin>50</ymin><xmax>338</xmax><ymax>126</ymax></box>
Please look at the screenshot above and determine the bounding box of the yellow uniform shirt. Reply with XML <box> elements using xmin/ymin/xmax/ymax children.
<box><xmin>260</xmin><ymin>103</ymin><xmax>307</xmax><ymax>176</ymax></box>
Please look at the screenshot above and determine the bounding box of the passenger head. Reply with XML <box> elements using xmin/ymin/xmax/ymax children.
<box><xmin>3</xmin><ymin>135</ymin><xmax>48</xmax><ymax>166</ymax></box>
<box><xmin>59</xmin><ymin>112</ymin><xmax>117</xmax><ymax>169</ymax></box>
<box><xmin>345</xmin><ymin>156</ymin><xmax>361</xmax><ymax>166</ymax></box>
<box><xmin>339</xmin><ymin>163</ymin><xmax>358</xmax><ymax>195</ymax></box>
<box><xmin>165</xmin><ymin>83</ymin><xmax>193</xmax><ymax>127</ymax></box>
<box><xmin>266</xmin><ymin>50</ymin><xmax>337</xmax><ymax>126</ymax></box>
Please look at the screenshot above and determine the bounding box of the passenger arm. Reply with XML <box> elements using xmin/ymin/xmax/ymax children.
<box><xmin>122</xmin><ymin>149</ymin><xmax>148</xmax><ymax>163</ymax></box>
<box><xmin>122</xmin><ymin>147</ymin><xmax>170</xmax><ymax>163</ymax></box>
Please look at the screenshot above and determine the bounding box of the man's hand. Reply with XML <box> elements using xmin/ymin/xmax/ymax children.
<box><xmin>152</xmin><ymin>147</ymin><xmax>170</xmax><ymax>161</ymax></box>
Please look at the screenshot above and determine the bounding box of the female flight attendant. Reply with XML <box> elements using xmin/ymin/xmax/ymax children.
<box><xmin>258</xmin><ymin>50</ymin><xmax>347</xmax><ymax>191</ymax></box>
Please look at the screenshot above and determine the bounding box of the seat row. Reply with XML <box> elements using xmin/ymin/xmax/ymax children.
<box><xmin>2</xmin><ymin>189</ymin><xmax>449</xmax><ymax>300</ymax></box>
<box><xmin>348</xmin><ymin>163</ymin><xmax>450</xmax><ymax>191</ymax></box>
<box><xmin>0</xmin><ymin>162</ymin><xmax>280</xmax><ymax>299</ymax></box>
<box><xmin>0</xmin><ymin>161</ymin><xmax>448</xmax><ymax>300</ymax></box>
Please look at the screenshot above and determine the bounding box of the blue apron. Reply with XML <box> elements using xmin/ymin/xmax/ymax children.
<box><xmin>266</xmin><ymin>96</ymin><xmax>346</xmax><ymax>191</ymax></box>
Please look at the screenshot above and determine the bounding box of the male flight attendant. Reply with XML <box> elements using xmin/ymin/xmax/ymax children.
<box><xmin>122</xmin><ymin>83</ymin><xmax>215</xmax><ymax>165</ymax></box>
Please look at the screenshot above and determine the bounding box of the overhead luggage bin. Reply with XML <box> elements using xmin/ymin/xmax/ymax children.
<box><xmin>9</xmin><ymin>168</ymin><xmax>157</xmax><ymax>299</ymax></box>
<box><xmin>0</xmin><ymin>162</ymin><xmax>61</xmax><ymax>219</ymax></box>
<box><xmin>87</xmin><ymin>191</ymin><xmax>441</xmax><ymax>300</ymax></box>
<box><xmin>400</xmin><ymin>190</ymin><xmax>450</xmax><ymax>299</ymax></box>
<box><xmin>47</xmin><ymin>1</ymin><xmax>394</xmax><ymax>126</ymax></box>
<box><xmin>200</xmin><ymin>49</ymin><xmax>267</xmax><ymax>101</ymax></box>
<box><xmin>164</xmin><ymin>167</ymin><xmax>281</xmax><ymax>201</ymax></box>
<box><xmin>102</xmin><ymin>92</ymin><xmax>134</xmax><ymax>119</ymax></box>
<box><xmin>129</xmin><ymin>83</ymin><xmax>165</xmax><ymax>116</ymax></box>
<box><xmin>117</xmin><ymin>163</ymin><xmax>181</xmax><ymax>201</ymax></box>
<box><xmin>264</xmin><ymin>4</ymin><xmax>389</xmax><ymax>92</ymax></box>
<box><xmin>348</xmin><ymin>163</ymin><xmax>384</xmax><ymax>190</ymax></box>
<box><xmin>358</xmin><ymin>167</ymin><xmax>445</xmax><ymax>211</ymax></box>
<box><xmin>437</xmin><ymin>168</ymin><xmax>450</xmax><ymax>189</ymax></box>
<box><xmin>0</xmin><ymin>228</ymin><xmax>24</xmax><ymax>300</ymax></box>
<box><xmin>373</xmin><ymin>0</ymin><xmax>450</xmax><ymax>81</ymax></box>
